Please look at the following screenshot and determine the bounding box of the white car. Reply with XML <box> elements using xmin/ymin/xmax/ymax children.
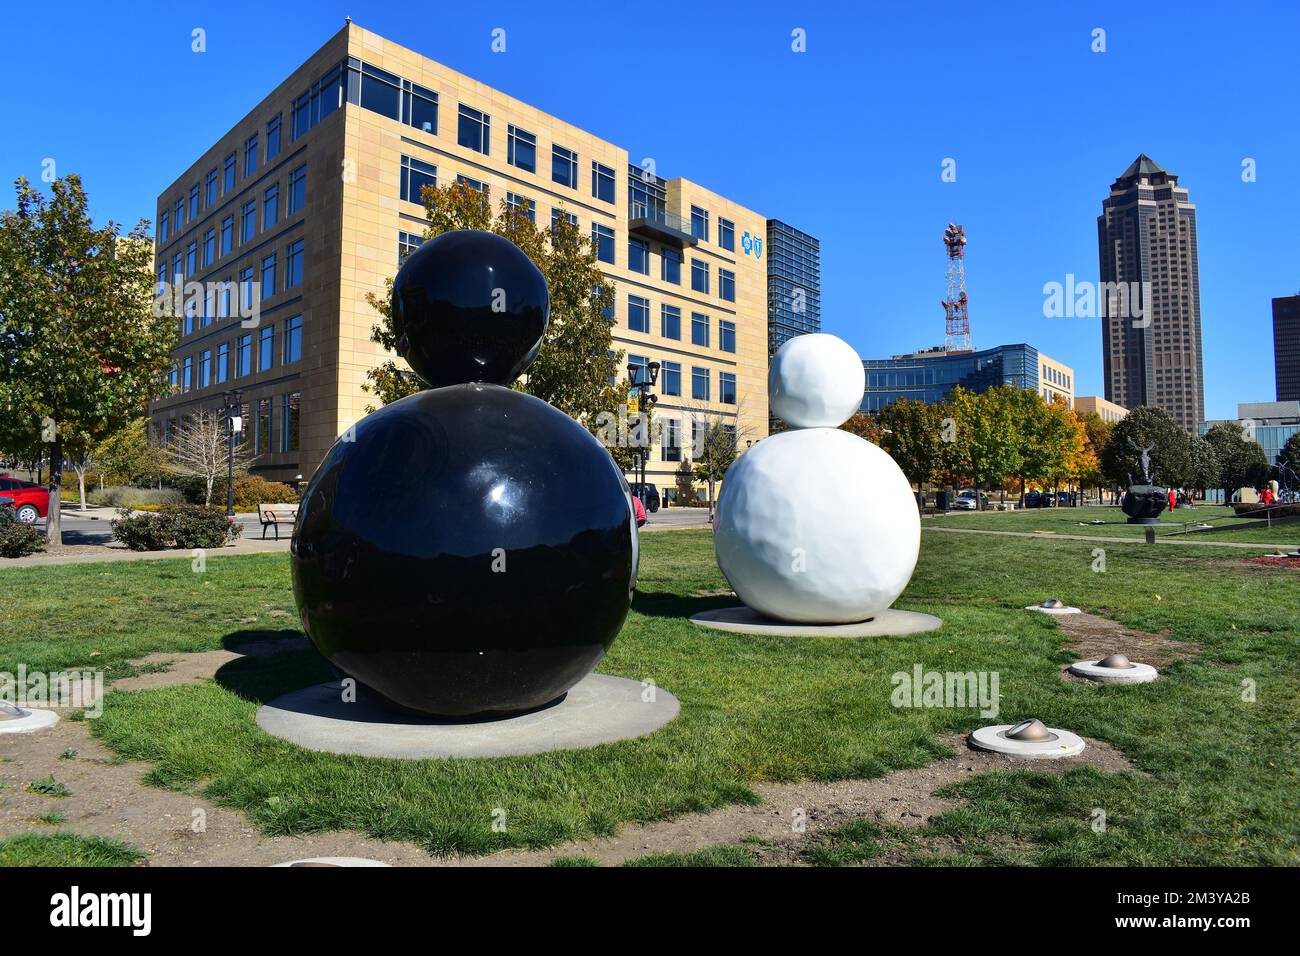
<box><xmin>952</xmin><ymin>492</ymin><xmax>988</xmax><ymax>511</ymax></box>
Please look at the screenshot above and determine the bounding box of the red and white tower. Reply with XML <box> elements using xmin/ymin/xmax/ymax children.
<box><xmin>941</xmin><ymin>223</ymin><xmax>972</xmax><ymax>353</ymax></box>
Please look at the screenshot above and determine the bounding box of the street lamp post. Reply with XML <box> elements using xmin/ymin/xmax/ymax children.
<box><xmin>222</xmin><ymin>389</ymin><xmax>242</xmax><ymax>517</ymax></box>
<box><xmin>626</xmin><ymin>361</ymin><xmax>660</xmax><ymax>505</ymax></box>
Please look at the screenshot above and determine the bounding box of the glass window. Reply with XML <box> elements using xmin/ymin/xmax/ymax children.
<box><xmin>244</xmin><ymin>134</ymin><xmax>258</xmax><ymax>176</ymax></box>
<box><xmin>661</xmin><ymin>304</ymin><xmax>681</xmax><ymax>340</ymax></box>
<box><xmin>718</xmin><ymin>217</ymin><xmax>735</xmax><ymax>251</ymax></box>
<box><xmin>241</xmin><ymin>200</ymin><xmax>257</xmax><ymax>243</ymax></box>
<box><xmin>171</xmin><ymin>252</ymin><xmax>182</xmax><ymax>282</ymax></box>
<box><xmin>628</xmin><ymin>237</ymin><xmax>650</xmax><ymax>275</ymax></box>
<box><xmin>256</xmin><ymin>398</ymin><xmax>271</xmax><ymax>454</ymax></box>
<box><xmin>236</xmin><ymin>334</ymin><xmax>252</xmax><ymax>377</ymax></box>
<box><xmin>719</xmin><ymin>319</ymin><xmax>736</xmax><ymax>353</ymax></box>
<box><xmin>259</xmin><ymin>325</ymin><xmax>275</xmax><ymax>371</ymax></box>
<box><xmin>551</xmin><ymin>208</ymin><xmax>577</xmax><ymax>230</ymax></box>
<box><xmin>223</xmin><ymin>152</ymin><xmax>236</xmax><ymax>193</ymax></box>
<box><xmin>552</xmin><ymin>145</ymin><xmax>578</xmax><ymax>189</ymax></box>
<box><xmin>186</xmin><ymin>241</ymin><xmax>197</xmax><ymax>275</ymax></box>
<box><xmin>215</xmin><ymin>343</ymin><xmax>229</xmax><ymax>384</ymax></box>
<box><xmin>357</xmin><ymin>62</ymin><xmax>400</xmax><ymax>120</ymax></box>
<box><xmin>398</xmin><ymin>230</ymin><xmax>424</xmax><ymax>262</ymax></box>
<box><xmin>592</xmin><ymin>224</ymin><xmax>614</xmax><ymax>264</ymax></box>
<box><xmin>182</xmin><ymin>356</ymin><xmax>192</xmax><ymax>391</ymax></box>
<box><xmin>692</xmin><ymin>366</ymin><xmax>710</xmax><ymax>400</ymax></box>
<box><xmin>175</xmin><ymin>198</ymin><xmax>185</xmax><ymax>230</ymax></box>
<box><xmin>189</xmin><ymin>185</ymin><xmax>200</xmax><ymax>220</ymax></box>
<box><xmin>400</xmin><ymin>156</ymin><xmax>436</xmax><ymax>204</ymax></box>
<box><xmin>239</xmin><ymin>267</ymin><xmax>255</xmax><ymax>312</ymax></box>
<box><xmin>286</xmin><ymin>239</ymin><xmax>304</xmax><ymax>288</ymax></box>
<box><xmin>281</xmin><ymin>392</ymin><xmax>301</xmax><ymax>452</ymax></box>
<box><xmin>203</xmin><ymin>229</ymin><xmax>215</xmax><ymax>267</ymax></box>
<box><xmin>507</xmin><ymin>125</ymin><xmax>535</xmax><ymax>172</ymax></box>
<box><xmin>661</xmin><ymin>418</ymin><xmax>682</xmax><ymax>461</ymax></box>
<box><xmin>720</xmin><ymin>371</ymin><xmax>737</xmax><ymax>404</ymax></box>
<box><xmin>288</xmin><ymin>165</ymin><xmax>307</xmax><ymax>214</ymax></box>
<box><xmin>266</xmin><ymin>115</ymin><xmax>281</xmax><ymax>160</ymax></box>
<box><xmin>283</xmin><ymin>315</ymin><xmax>303</xmax><ymax>364</ymax></box>
<box><xmin>263</xmin><ymin>183</ymin><xmax>279</xmax><ymax>229</ymax></box>
<box><xmin>220</xmin><ymin>216</ymin><xmax>233</xmax><ymax>256</ymax></box>
<box><xmin>719</xmin><ymin>268</ymin><xmax>736</xmax><ymax>302</ymax></box>
<box><xmin>661</xmin><ymin>247</ymin><xmax>681</xmax><ymax>285</ymax></box>
<box><xmin>205</xmin><ymin>169</ymin><xmax>218</xmax><ymax>207</ymax></box>
<box><xmin>457</xmin><ymin>104</ymin><xmax>490</xmax><ymax>154</ymax></box>
<box><xmin>660</xmin><ymin>361</ymin><xmax>681</xmax><ymax>396</ymax></box>
<box><xmin>199</xmin><ymin>349</ymin><xmax>212</xmax><ymax>389</ymax></box>
<box><xmin>293</xmin><ymin>63</ymin><xmax>344</xmax><ymax>139</ymax></box>
<box><xmin>691</xmin><ymin>259</ymin><xmax>709</xmax><ymax>294</ymax></box>
<box><xmin>691</xmin><ymin>205</ymin><xmax>709</xmax><ymax>242</ymax></box>
<box><xmin>405</xmin><ymin>83</ymin><xmax>438</xmax><ymax>133</ymax></box>
<box><xmin>691</xmin><ymin>312</ymin><xmax>709</xmax><ymax>347</ymax></box>
<box><xmin>506</xmin><ymin>193</ymin><xmax>536</xmax><ymax>223</ymax></box>
<box><xmin>628</xmin><ymin>295</ymin><xmax>650</xmax><ymax>333</ymax></box>
<box><xmin>159</xmin><ymin>211</ymin><xmax>169</xmax><ymax>243</ymax></box>
<box><xmin>261</xmin><ymin>254</ymin><xmax>276</xmax><ymax>300</ymax></box>
<box><xmin>592</xmin><ymin>162</ymin><xmax>615</xmax><ymax>203</ymax></box>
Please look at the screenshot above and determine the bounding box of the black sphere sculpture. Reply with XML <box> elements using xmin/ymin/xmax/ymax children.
<box><xmin>291</xmin><ymin>230</ymin><xmax>636</xmax><ymax>718</ymax></box>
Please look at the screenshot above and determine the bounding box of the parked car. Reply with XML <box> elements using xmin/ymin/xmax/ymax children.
<box><xmin>0</xmin><ymin>475</ymin><xmax>48</xmax><ymax>524</ymax></box>
<box><xmin>952</xmin><ymin>491</ymin><xmax>989</xmax><ymax>511</ymax></box>
<box><xmin>630</xmin><ymin>483</ymin><xmax>660</xmax><ymax>514</ymax></box>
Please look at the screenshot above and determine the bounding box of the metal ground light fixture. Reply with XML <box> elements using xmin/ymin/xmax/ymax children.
<box><xmin>627</xmin><ymin>361</ymin><xmax>660</xmax><ymax>502</ymax></box>
<box><xmin>222</xmin><ymin>389</ymin><xmax>243</xmax><ymax>517</ymax></box>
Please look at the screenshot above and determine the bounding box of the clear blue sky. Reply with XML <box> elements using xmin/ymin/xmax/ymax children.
<box><xmin>2</xmin><ymin>0</ymin><xmax>1297</xmax><ymax>420</ymax></box>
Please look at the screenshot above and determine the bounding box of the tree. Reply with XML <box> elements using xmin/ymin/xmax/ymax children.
<box><xmin>0</xmin><ymin>175</ymin><xmax>175</xmax><ymax>546</ymax></box>
<box><xmin>944</xmin><ymin>386</ymin><xmax>1023</xmax><ymax>509</ymax></box>
<box><xmin>93</xmin><ymin>417</ymin><xmax>166</xmax><ymax>487</ymax></box>
<box><xmin>674</xmin><ymin>458</ymin><xmax>699</xmax><ymax>506</ymax></box>
<box><xmin>876</xmin><ymin>399</ymin><xmax>943</xmax><ymax>488</ymax></box>
<box><xmin>1187</xmin><ymin>434</ymin><xmax>1220</xmax><ymax>499</ymax></box>
<box><xmin>841</xmin><ymin>411</ymin><xmax>884</xmax><ymax>444</ymax></box>
<box><xmin>364</xmin><ymin>182</ymin><xmax>627</xmax><ymax>440</ymax></box>
<box><xmin>164</xmin><ymin>411</ymin><xmax>254</xmax><ymax>506</ymax></box>
<box><xmin>686</xmin><ymin>398</ymin><xmax>759</xmax><ymax>515</ymax></box>
<box><xmin>1277</xmin><ymin>431</ymin><xmax>1300</xmax><ymax>490</ymax></box>
<box><xmin>1202</xmin><ymin>422</ymin><xmax>1269</xmax><ymax>501</ymax></box>
<box><xmin>1101</xmin><ymin>406</ymin><xmax>1190</xmax><ymax>489</ymax></box>
<box><xmin>1006</xmin><ymin>389</ymin><xmax>1075</xmax><ymax>502</ymax></box>
<box><xmin>1077</xmin><ymin>412</ymin><xmax>1113</xmax><ymax>500</ymax></box>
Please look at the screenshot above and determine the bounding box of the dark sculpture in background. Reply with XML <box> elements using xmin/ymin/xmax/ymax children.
<box><xmin>1121</xmin><ymin>437</ymin><xmax>1168</xmax><ymax>525</ymax></box>
<box><xmin>290</xmin><ymin>231</ymin><xmax>637</xmax><ymax>718</ymax></box>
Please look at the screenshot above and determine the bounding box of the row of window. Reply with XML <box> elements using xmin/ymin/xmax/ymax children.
<box><xmin>161</xmin><ymin>393</ymin><xmax>301</xmax><ymax>456</ymax></box>
<box><xmin>167</xmin><ymin>316</ymin><xmax>304</xmax><ymax>397</ymax></box>
<box><xmin>626</xmin><ymin>238</ymin><xmax>736</xmax><ymax>300</ymax></box>
<box><xmin>161</xmin><ymin>239</ymin><xmax>305</xmax><ymax>339</ymax></box>
<box><xmin>626</xmin><ymin>352</ymin><xmax>737</xmax><ymax>405</ymax></box>
<box><xmin>624</xmin><ymin>295</ymin><xmax>736</xmax><ymax>351</ymax></box>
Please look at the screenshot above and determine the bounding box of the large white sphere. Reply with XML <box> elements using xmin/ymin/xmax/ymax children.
<box><xmin>714</xmin><ymin>429</ymin><xmax>920</xmax><ymax>623</ymax></box>
<box><xmin>769</xmin><ymin>333</ymin><xmax>866</xmax><ymax>428</ymax></box>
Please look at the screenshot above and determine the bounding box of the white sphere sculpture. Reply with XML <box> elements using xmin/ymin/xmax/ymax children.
<box><xmin>714</xmin><ymin>334</ymin><xmax>920</xmax><ymax>624</ymax></box>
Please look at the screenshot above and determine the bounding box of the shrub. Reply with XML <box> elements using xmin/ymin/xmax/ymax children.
<box><xmin>111</xmin><ymin>505</ymin><xmax>242</xmax><ymax>551</ymax></box>
<box><xmin>0</xmin><ymin>508</ymin><xmax>46</xmax><ymax>558</ymax></box>
<box><xmin>88</xmin><ymin>485</ymin><xmax>186</xmax><ymax>509</ymax></box>
<box><xmin>211</xmin><ymin>475</ymin><xmax>300</xmax><ymax>510</ymax></box>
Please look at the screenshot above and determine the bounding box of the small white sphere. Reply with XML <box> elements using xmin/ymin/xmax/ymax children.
<box><xmin>714</xmin><ymin>428</ymin><xmax>920</xmax><ymax>623</ymax></box>
<box><xmin>769</xmin><ymin>333</ymin><xmax>866</xmax><ymax>428</ymax></box>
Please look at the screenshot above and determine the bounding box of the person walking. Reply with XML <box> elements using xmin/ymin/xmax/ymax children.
<box><xmin>1167</xmin><ymin>488</ymin><xmax>1177</xmax><ymax>512</ymax></box>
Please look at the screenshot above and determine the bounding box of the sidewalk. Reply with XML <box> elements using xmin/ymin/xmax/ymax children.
<box><xmin>923</xmin><ymin>525</ymin><xmax>1298</xmax><ymax>552</ymax></box>
<box><xmin>0</xmin><ymin>534</ymin><xmax>290</xmax><ymax>570</ymax></box>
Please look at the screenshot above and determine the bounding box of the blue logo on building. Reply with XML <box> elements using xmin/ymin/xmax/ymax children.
<box><xmin>740</xmin><ymin>230</ymin><xmax>763</xmax><ymax>258</ymax></box>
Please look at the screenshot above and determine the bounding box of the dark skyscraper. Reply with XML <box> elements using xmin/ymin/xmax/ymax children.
<box><xmin>1097</xmin><ymin>155</ymin><xmax>1205</xmax><ymax>431</ymax></box>
<box><xmin>1274</xmin><ymin>295</ymin><xmax>1300</xmax><ymax>401</ymax></box>
<box><xmin>766</xmin><ymin>219</ymin><xmax>821</xmax><ymax>355</ymax></box>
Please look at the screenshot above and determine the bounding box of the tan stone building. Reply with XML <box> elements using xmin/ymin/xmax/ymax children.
<box><xmin>1037</xmin><ymin>353</ymin><xmax>1075</xmax><ymax>408</ymax></box>
<box><xmin>149</xmin><ymin>21</ymin><xmax>775</xmax><ymax>496</ymax></box>
<box><xmin>1075</xmin><ymin>395</ymin><xmax>1128</xmax><ymax>423</ymax></box>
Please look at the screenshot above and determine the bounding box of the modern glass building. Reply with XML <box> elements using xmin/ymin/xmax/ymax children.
<box><xmin>1200</xmin><ymin>401</ymin><xmax>1300</xmax><ymax>467</ymax></box>
<box><xmin>766</xmin><ymin>219</ymin><xmax>820</xmax><ymax>355</ymax></box>
<box><xmin>860</xmin><ymin>343</ymin><xmax>1073</xmax><ymax>412</ymax></box>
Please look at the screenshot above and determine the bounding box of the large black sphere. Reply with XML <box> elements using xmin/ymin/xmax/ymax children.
<box><xmin>393</xmin><ymin>230</ymin><xmax>549</xmax><ymax>388</ymax></box>
<box><xmin>291</xmin><ymin>384</ymin><xmax>636</xmax><ymax>717</ymax></box>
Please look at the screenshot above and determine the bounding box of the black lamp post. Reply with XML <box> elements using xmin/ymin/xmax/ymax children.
<box><xmin>221</xmin><ymin>389</ymin><xmax>242</xmax><ymax>517</ymax></box>
<box><xmin>627</xmin><ymin>360</ymin><xmax>660</xmax><ymax>502</ymax></box>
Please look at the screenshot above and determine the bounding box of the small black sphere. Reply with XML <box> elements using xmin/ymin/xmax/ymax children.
<box><xmin>392</xmin><ymin>230</ymin><xmax>549</xmax><ymax>388</ymax></box>
<box><xmin>290</xmin><ymin>385</ymin><xmax>636</xmax><ymax>718</ymax></box>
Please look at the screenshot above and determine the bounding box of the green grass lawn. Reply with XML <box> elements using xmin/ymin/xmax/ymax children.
<box><xmin>0</xmin><ymin>530</ymin><xmax>1296</xmax><ymax>864</ymax></box>
<box><xmin>926</xmin><ymin>503</ymin><xmax>1300</xmax><ymax>545</ymax></box>
<box><xmin>0</xmin><ymin>833</ymin><xmax>144</xmax><ymax>867</ymax></box>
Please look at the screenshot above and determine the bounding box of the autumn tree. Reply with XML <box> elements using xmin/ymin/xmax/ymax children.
<box><xmin>875</xmin><ymin>399</ymin><xmax>943</xmax><ymax>488</ymax></box>
<box><xmin>0</xmin><ymin>175</ymin><xmax>175</xmax><ymax>546</ymax></box>
<box><xmin>1202</xmin><ymin>422</ymin><xmax>1269</xmax><ymax>501</ymax></box>
<box><xmin>95</xmin><ymin>417</ymin><xmax>166</xmax><ymax>487</ymax></box>
<box><xmin>943</xmin><ymin>386</ymin><xmax>1023</xmax><ymax>510</ymax></box>
<box><xmin>1077</xmin><ymin>412</ymin><xmax>1113</xmax><ymax>500</ymax></box>
<box><xmin>841</xmin><ymin>412</ymin><xmax>883</xmax><ymax>445</ymax></box>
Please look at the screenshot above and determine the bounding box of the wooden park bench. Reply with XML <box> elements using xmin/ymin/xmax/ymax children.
<box><xmin>257</xmin><ymin>503</ymin><xmax>298</xmax><ymax>540</ymax></box>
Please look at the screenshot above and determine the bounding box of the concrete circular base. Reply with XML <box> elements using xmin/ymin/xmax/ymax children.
<box><xmin>273</xmin><ymin>857</ymin><xmax>391</xmax><ymax>867</ymax></box>
<box><xmin>968</xmin><ymin>724</ymin><xmax>1086</xmax><ymax>759</ymax></box>
<box><xmin>1025</xmin><ymin>604</ymin><xmax>1081</xmax><ymax>616</ymax></box>
<box><xmin>1069</xmin><ymin>660</ymin><xmax>1159</xmax><ymax>684</ymax></box>
<box><xmin>689</xmin><ymin>606</ymin><xmax>942</xmax><ymax>637</ymax></box>
<box><xmin>0</xmin><ymin>707</ymin><xmax>59</xmax><ymax>735</ymax></box>
<box><xmin>256</xmin><ymin>674</ymin><xmax>680</xmax><ymax>759</ymax></box>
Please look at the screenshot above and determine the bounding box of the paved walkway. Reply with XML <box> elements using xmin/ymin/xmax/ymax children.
<box><xmin>923</xmin><ymin>525</ymin><xmax>1298</xmax><ymax>552</ymax></box>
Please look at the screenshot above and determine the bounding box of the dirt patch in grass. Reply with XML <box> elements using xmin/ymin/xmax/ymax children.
<box><xmin>1055</xmin><ymin>611</ymin><xmax>1197</xmax><ymax>669</ymax></box>
<box><xmin>1241</xmin><ymin>555</ymin><xmax>1300</xmax><ymax>569</ymax></box>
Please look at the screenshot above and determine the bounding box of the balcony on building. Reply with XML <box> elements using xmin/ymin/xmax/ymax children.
<box><xmin>628</xmin><ymin>203</ymin><xmax>698</xmax><ymax>248</ymax></box>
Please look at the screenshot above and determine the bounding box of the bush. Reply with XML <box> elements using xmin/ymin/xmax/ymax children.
<box><xmin>0</xmin><ymin>508</ymin><xmax>46</xmax><ymax>558</ymax></box>
<box><xmin>211</xmin><ymin>475</ymin><xmax>299</xmax><ymax>510</ymax></box>
<box><xmin>88</xmin><ymin>486</ymin><xmax>186</xmax><ymax>509</ymax></box>
<box><xmin>111</xmin><ymin>505</ymin><xmax>242</xmax><ymax>551</ymax></box>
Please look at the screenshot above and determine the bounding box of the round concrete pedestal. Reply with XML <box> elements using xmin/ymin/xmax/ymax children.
<box><xmin>256</xmin><ymin>674</ymin><xmax>679</xmax><ymax>759</ymax></box>
<box><xmin>1069</xmin><ymin>659</ymin><xmax>1159</xmax><ymax>684</ymax></box>
<box><xmin>273</xmin><ymin>857</ymin><xmax>391</xmax><ymax>867</ymax></box>
<box><xmin>689</xmin><ymin>606</ymin><xmax>941</xmax><ymax>638</ymax></box>
<box><xmin>968</xmin><ymin>724</ymin><xmax>1086</xmax><ymax>759</ymax></box>
<box><xmin>0</xmin><ymin>707</ymin><xmax>59</xmax><ymax>735</ymax></box>
<box><xmin>1024</xmin><ymin>604</ymin><xmax>1081</xmax><ymax>616</ymax></box>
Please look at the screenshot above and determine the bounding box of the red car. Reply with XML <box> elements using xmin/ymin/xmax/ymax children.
<box><xmin>0</xmin><ymin>474</ymin><xmax>49</xmax><ymax>524</ymax></box>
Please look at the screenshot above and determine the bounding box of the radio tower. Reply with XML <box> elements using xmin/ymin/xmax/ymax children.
<box><xmin>941</xmin><ymin>223</ymin><xmax>972</xmax><ymax>353</ymax></box>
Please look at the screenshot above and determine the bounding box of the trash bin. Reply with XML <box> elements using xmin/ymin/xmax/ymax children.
<box><xmin>934</xmin><ymin>490</ymin><xmax>949</xmax><ymax>511</ymax></box>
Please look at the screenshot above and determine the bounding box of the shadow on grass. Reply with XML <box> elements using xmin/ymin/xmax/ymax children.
<box><xmin>632</xmin><ymin>590</ymin><xmax>736</xmax><ymax>620</ymax></box>
<box><xmin>213</xmin><ymin>636</ymin><xmax>332</xmax><ymax>706</ymax></box>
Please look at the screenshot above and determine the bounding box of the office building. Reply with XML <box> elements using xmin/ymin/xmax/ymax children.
<box><xmin>1274</xmin><ymin>295</ymin><xmax>1300</xmax><ymax>402</ymax></box>
<box><xmin>766</xmin><ymin>219</ymin><xmax>821</xmax><ymax>355</ymax></box>
<box><xmin>1075</xmin><ymin>395</ymin><xmax>1128</xmax><ymax>423</ymax></box>
<box><xmin>860</xmin><ymin>343</ymin><xmax>1074</xmax><ymax>412</ymax></box>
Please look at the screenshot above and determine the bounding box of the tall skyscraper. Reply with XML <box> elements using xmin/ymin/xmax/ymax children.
<box><xmin>1097</xmin><ymin>155</ymin><xmax>1205</xmax><ymax>431</ymax></box>
<box><xmin>1273</xmin><ymin>295</ymin><xmax>1300</xmax><ymax>401</ymax></box>
<box><xmin>766</xmin><ymin>219</ymin><xmax>820</xmax><ymax>355</ymax></box>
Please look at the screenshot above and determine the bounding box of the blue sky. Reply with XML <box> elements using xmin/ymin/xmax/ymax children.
<box><xmin>2</xmin><ymin>0</ymin><xmax>1297</xmax><ymax>419</ymax></box>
